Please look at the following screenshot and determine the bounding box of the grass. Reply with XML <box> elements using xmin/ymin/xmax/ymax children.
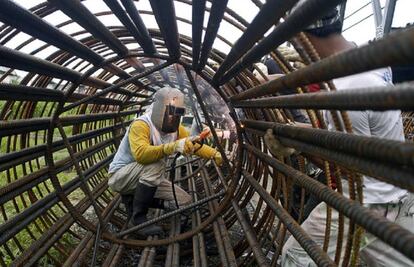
<box><xmin>0</xmin><ymin>142</ymin><xmax>86</xmax><ymax>266</ymax></box>
<box><xmin>0</xmin><ymin>101</ymin><xmax>120</xmax><ymax>265</ymax></box>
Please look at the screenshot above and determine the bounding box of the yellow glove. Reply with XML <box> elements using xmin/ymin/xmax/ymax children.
<box><xmin>163</xmin><ymin>138</ymin><xmax>194</xmax><ymax>156</ymax></box>
<box><xmin>213</xmin><ymin>151</ymin><xmax>223</xmax><ymax>166</ymax></box>
<box><xmin>191</xmin><ymin>143</ymin><xmax>223</xmax><ymax>166</ymax></box>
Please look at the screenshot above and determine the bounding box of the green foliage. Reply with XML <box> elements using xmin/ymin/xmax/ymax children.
<box><xmin>0</xmin><ymin>144</ymin><xmax>83</xmax><ymax>266</ymax></box>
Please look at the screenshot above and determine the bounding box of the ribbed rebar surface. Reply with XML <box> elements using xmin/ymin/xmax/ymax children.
<box><xmin>0</xmin><ymin>0</ymin><xmax>413</xmax><ymax>266</ymax></box>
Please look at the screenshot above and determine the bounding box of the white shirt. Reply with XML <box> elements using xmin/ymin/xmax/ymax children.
<box><xmin>324</xmin><ymin>68</ymin><xmax>407</xmax><ymax>204</ymax></box>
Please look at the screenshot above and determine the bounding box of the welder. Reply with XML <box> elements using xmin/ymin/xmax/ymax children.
<box><xmin>107</xmin><ymin>87</ymin><xmax>223</xmax><ymax>237</ymax></box>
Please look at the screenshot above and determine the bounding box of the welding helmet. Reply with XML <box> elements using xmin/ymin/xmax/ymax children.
<box><xmin>151</xmin><ymin>87</ymin><xmax>186</xmax><ymax>133</ymax></box>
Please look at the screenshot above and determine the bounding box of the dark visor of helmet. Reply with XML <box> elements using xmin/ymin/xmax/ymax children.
<box><xmin>162</xmin><ymin>104</ymin><xmax>186</xmax><ymax>133</ymax></box>
<box><xmin>167</xmin><ymin>105</ymin><xmax>185</xmax><ymax>116</ymax></box>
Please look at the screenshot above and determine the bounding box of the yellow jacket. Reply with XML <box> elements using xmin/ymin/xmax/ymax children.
<box><xmin>129</xmin><ymin>120</ymin><xmax>218</xmax><ymax>165</ymax></box>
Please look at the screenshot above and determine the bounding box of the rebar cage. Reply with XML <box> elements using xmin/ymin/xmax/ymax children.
<box><xmin>0</xmin><ymin>0</ymin><xmax>413</xmax><ymax>266</ymax></box>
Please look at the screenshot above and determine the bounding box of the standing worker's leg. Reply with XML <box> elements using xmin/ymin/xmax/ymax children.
<box><xmin>281</xmin><ymin>202</ymin><xmax>348</xmax><ymax>267</ymax></box>
<box><xmin>359</xmin><ymin>194</ymin><xmax>414</xmax><ymax>267</ymax></box>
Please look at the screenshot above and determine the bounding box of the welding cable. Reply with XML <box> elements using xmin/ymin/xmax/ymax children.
<box><xmin>169</xmin><ymin>153</ymin><xmax>181</xmax><ymax>209</ymax></box>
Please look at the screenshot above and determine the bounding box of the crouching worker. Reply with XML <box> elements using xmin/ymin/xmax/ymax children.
<box><xmin>107</xmin><ymin>87</ymin><xmax>223</xmax><ymax>237</ymax></box>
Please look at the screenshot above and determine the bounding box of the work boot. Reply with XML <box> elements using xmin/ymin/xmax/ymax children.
<box><xmin>164</xmin><ymin>200</ymin><xmax>180</xmax><ymax>211</ymax></box>
<box><xmin>150</xmin><ymin>198</ymin><xmax>179</xmax><ymax>212</ymax></box>
<box><xmin>131</xmin><ymin>183</ymin><xmax>164</xmax><ymax>237</ymax></box>
<box><xmin>121</xmin><ymin>194</ymin><xmax>133</xmax><ymax>219</ymax></box>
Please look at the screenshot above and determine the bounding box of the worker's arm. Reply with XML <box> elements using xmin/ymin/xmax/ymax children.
<box><xmin>129</xmin><ymin>120</ymin><xmax>165</xmax><ymax>164</ymax></box>
<box><xmin>129</xmin><ymin>122</ymin><xmax>221</xmax><ymax>165</ymax></box>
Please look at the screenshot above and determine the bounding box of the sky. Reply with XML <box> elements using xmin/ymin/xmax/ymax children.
<box><xmin>6</xmin><ymin>0</ymin><xmax>414</xmax><ymax>71</ymax></box>
<box><xmin>341</xmin><ymin>0</ymin><xmax>413</xmax><ymax>43</ymax></box>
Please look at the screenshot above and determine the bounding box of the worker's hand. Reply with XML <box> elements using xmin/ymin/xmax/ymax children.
<box><xmin>293</xmin><ymin>61</ymin><xmax>306</xmax><ymax>69</ymax></box>
<box><xmin>190</xmin><ymin>128</ymin><xmax>211</xmax><ymax>143</ymax></box>
<box><xmin>252</xmin><ymin>63</ymin><xmax>269</xmax><ymax>78</ymax></box>
<box><xmin>264</xmin><ymin>129</ymin><xmax>296</xmax><ymax>158</ymax></box>
<box><xmin>213</xmin><ymin>151</ymin><xmax>223</xmax><ymax>166</ymax></box>
<box><xmin>278</xmin><ymin>46</ymin><xmax>302</xmax><ymax>63</ymax></box>
<box><xmin>163</xmin><ymin>138</ymin><xmax>194</xmax><ymax>156</ymax></box>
